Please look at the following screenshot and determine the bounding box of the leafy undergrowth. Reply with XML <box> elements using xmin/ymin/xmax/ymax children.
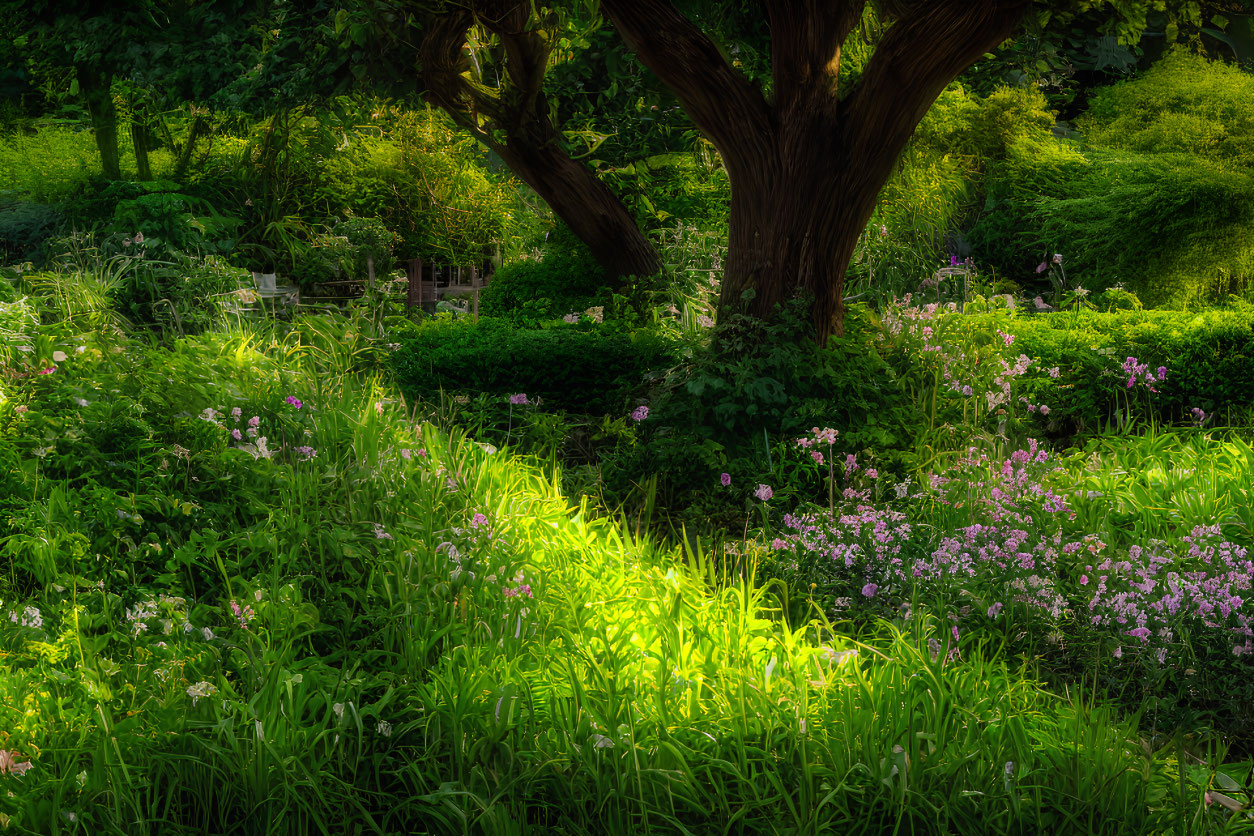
<box><xmin>0</xmin><ymin>302</ymin><xmax>1221</xmax><ymax>833</ymax></box>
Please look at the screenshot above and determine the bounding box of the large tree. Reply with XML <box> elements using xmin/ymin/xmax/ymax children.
<box><xmin>599</xmin><ymin>0</ymin><xmax>1198</xmax><ymax>344</ymax></box>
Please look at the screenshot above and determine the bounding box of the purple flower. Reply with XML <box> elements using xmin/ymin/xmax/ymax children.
<box><xmin>630</xmin><ymin>405</ymin><xmax>649</xmax><ymax>422</ymax></box>
<box><xmin>861</xmin><ymin>582</ymin><xmax>878</xmax><ymax>598</ymax></box>
<box><xmin>248</xmin><ymin>416</ymin><xmax>260</xmax><ymax>428</ymax></box>
<box><xmin>471</xmin><ymin>512</ymin><xmax>488</xmax><ymax>527</ymax></box>
<box><xmin>950</xmin><ymin>255</ymin><xmax>960</xmax><ymax>267</ymax></box>
<box><xmin>1156</xmin><ymin>366</ymin><xmax>1167</xmax><ymax>380</ymax></box>
<box><xmin>294</xmin><ymin>446</ymin><xmax>317</xmax><ymax>461</ymax></box>
<box><xmin>1036</xmin><ymin>262</ymin><xmax>1048</xmax><ymax>274</ymax></box>
<box><xmin>285</xmin><ymin>396</ymin><xmax>303</xmax><ymax>409</ymax></box>
<box><xmin>754</xmin><ymin>484</ymin><xmax>773</xmax><ymax>501</ymax></box>
<box><xmin>509</xmin><ymin>393</ymin><xmax>529</xmax><ymax>405</ymax></box>
<box><xmin>720</xmin><ymin>472</ymin><xmax>731</xmax><ymax>487</ymax></box>
<box><xmin>987</xmin><ymin>602</ymin><xmax>1003</xmax><ymax>619</ymax></box>
<box><xmin>231</xmin><ymin>407</ymin><xmax>242</xmax><ymax>421</ymax></box>
<box><xmin>231</xmin><ymin>429</ymin><xmax>242</xmax><ymax>441</ymax></box>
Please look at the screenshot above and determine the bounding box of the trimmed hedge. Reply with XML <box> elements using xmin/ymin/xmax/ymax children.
<box><xmin>998</xmin><ymin>307</ymin><xmax>1254</xmax><ymax>433</ymax></box>
<box><xmin>390</xmin><ymin>317</ymin><xmax>678</xmax><ymax>415</ymax></box>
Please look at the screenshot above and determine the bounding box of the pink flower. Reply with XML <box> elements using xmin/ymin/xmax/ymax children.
<box><xmin>811</xmin><ymin>450</ymin><xmax>824</xmax><ymax>465</ymax></box>
<box><xmin>36</xmin><ymin>366</ymin><xmax>55</xmax><ymax>375</ymax></box>
<box><xmin>1039</xmin><ymin>405</ymin><xmax>1050</xmax><ymax>416</ymax></box>
<box><xmin>630</xmin><ymin>405</ymin><xmax>649</xmax><ymax>422</ymax></box>
<box><xmin>861</xmin><ymin>582</ymin><xmax>878</xmax><ymax>598</ymax></box>
<box><xmin>401</xmin><ymin>448</ymin><xmax>412</xmax><ymax>460</ymax></box>
<box><xmin>231</xmin><ymin>407</ymin><xmax>242</xmax><ymax>421</ymax></box>
<box><xmin>285</xmin><ymin>396</ymin><xmax>302</xmax><ymax>409</ymax></box>
<box><xmin>720</xmin><ymin>472</ymin><xmax>731</xmax><ymax>487</ymax></box>
<box><xmin>754</xmin><ymin>484</ymin><xmax>773</xmax><ymax>501</ymax></box>
<box><xmin>231</xmin><ymin>429</ymin><xmax>242</xmax><ymax>441</ymax></box>
<box><xmin>471</xmin><ymin>513</ymin><xmax>488</xmax><ymax>527</ymax></box>
<box><xmin>1036</xmin><ymin>261</ymin><xmax>1048</xmax><ymax>274</ymax></box>
<box><xmin>248</xmin><ymin>416</ymin><xmax>260</xmax><ymax>428</ymax></box>
<box><xmin>509</xmin><ymin>393</ymin><xmax>529</xmax><ymax>405</ymax></box>
<box><xmin>987</xmin><ymin>602</ymin><xmax>1003</xmax><ymax>618</ymax></box>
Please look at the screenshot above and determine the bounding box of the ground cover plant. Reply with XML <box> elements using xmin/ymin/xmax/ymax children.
<box><xmin>6</xmin><ymin>266</ymin><xmax>1235</xmax><ymax>834</ymax></box>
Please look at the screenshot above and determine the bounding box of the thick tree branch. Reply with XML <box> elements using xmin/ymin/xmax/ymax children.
<box><xmin>600</xmin><ymin>0</ymin><xmax>772</xmax><ymax>179</ymax></box>
<box><xmin>839</xmin><ymin>0</ymin><xmax>1028</xmax><ymax>175</ymax></box>
<box><xmin>764</xmin><ymin>0</ymin><xmax>861</xmax><ymax>106</ymax></box>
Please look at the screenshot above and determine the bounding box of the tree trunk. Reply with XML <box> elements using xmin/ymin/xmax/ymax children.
<box><xmin>495</xmin><ymin>129</ymin><xmax>661</xmax><ymax>280</ymax></box>
<box><xmin>77</xmin><ymin>66</ymin><xmax>120</xmax><ymax>180</ymax></box>
<box><xmin>173</xmin><ymin>115</ymin><xmax>210</xmax><ymax>180</ymax></box>
<box><xmin>131</xmin><ymin>119</ymin><xmax>152</xmax><ymax>181</ymax></box>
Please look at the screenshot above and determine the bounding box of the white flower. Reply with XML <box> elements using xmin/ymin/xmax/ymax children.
<box><xmin>186</xmin><ymin>681</ymin><xmax>217</xmax><ymax>706</ymax></box>
<box><xmin>376</xmin><ymin>720</ymin><xmax>393</xmax><ymax>737</ymax></box>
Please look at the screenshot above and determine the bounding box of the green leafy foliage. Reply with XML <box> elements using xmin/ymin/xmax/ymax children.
<box><xmin>391</xmin><ymin>316</ymin><xmax>677</xmax><ymax>416</ymax></box>
<box><xmin>971</xmin><ymin>53</ymin><xmax>1254</xmax><ymax>306</ymax></box>
<box><xmin>1006</xmin><ymin>306</ymin><xmax>1254</xmax><ymax>434</ymax></box>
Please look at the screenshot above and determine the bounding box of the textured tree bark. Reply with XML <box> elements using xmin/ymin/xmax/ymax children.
<box><xmin>421</xmin><ymin>5</ymin><xmax>660</xmax><ymax>280</ymax></box>
<box><xmin>603</xmin><ymin>0</ymin><xmax>1030</xmax><ymax>345</ymax></box>
<box><xmin>77</xmin><ymin>66</ymin><xmax>121</xmax><ymax>180</ymax></box>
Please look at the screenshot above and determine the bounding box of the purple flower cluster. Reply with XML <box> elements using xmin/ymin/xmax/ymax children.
<box><xmin>1082</xmin><ymin>526</ymin><xmax>1254</xmax><ymax>659</ymax></box>
<box><xmin>772</xmin><ymin>441</ymin><xmax>1074</xmax><ymax>629</ymax></box>
<box><xmin>1121</xmin><ymin>356</ymin><xmax>1167</xmax><ymax>392</ymax></box>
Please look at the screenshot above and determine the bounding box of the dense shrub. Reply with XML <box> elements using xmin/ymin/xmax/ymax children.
<box><xmin>0</xmin><ymin>196</ymin><xmax>60</xmax><ymax>262</ymax></box>
<box><xmin>390</xmin><ymin>317</ymin><xmax>677</xmax><ymax>415</ymax></box>
<box><xmin>315</xmin><ymin>108</ymin><xmax>538</xmax><ymax>264</ymax></box>
<box><xmin>970</xmin><ymin>53</ymin><xmax>1254</xmax><ymax>306</ymax></box>
<box><xmin>1079</xmin><ymin>50</ymin><xmax>1254</xmax><ymax>168</ymax></box>
<box><xmin>979</xmin><ymin>307</ymin><xmax>1254</xmax><ymax>434</ymax></box>
<box><xmin>478</xmin><ymin>227</ymin><xmax>616</xmax><ymax>323</ymax></box>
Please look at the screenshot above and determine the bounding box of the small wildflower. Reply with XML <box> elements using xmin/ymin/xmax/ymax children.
<box><xmin>630</xmin><ymin>405</ymin><xmax>649</xmax><ymax>422</ymax></box>
<box><xmin>231</xmin><ymin>407</ymin><xmax>242</xmax><ymax>421</ymax></box>
<box><xmin>401</xmin><ymin>448</ymin><xmax>412</xmax><ymax>460</ymax></box>
<box><xmin>372</xmin><ymin>523</ymin><xmax>393</xmax><ymax>540</ymax></box>
<box><xmin>186</xmin><ymin>681</ymin><xmax>217</xmax><ymax>706</ymax></box>
<box><xmin>509</xmin><ymin>393</ymin><xmax>529</xmax><ymax>406</ymax></box>
<box><xmin>861</xmin><ymin>582</ymin><xmax>878</xmax><ymax>598</ymax></box>
<box><xmin>754</xmin><ymin>484</ymin><xmax>773</xmax><ymax>501</ymax></box>
<box><xmin>376</xmin><ymin>720</ymin><xmax>393</xmax><ymax>737</ymax></box>
<box><xmin>471</xmin><ymin>513</ymin><xmax>489</xmax><ymax>527</ymax></box>
<box><xmin>720</xmin><ymin>472</ymin><xmax>731</xmax><ymax>487</ymax></box>
<box><xmin>294</xmin><ymin>446</ymin><xmax>317</xmax><ymax>461</ymax></box>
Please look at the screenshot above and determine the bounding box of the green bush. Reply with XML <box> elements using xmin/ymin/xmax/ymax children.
<box><xmin>390</xmin><ymin>317</ymin><xmax>678</xmax><ymax>416</ymax></box>
<box><xmin>991</xmin><ymin>307</ymin><xmax>1254</xmax><ymax>434</ymax></box>
<box><xmin>970</xmin><ymin>53</ymin><xmax>1254</xmax><ymax>306</ymax></box>
<box><xmin>315</xmin><ymin>108</ymin><xmax>538</xmax><ymax>264</ymax></box>
<box><xmin>0</xmin><ymin>196</ymin><xmax>60</xmax><ymax>262</ymax></box>
<box><xmin>478</xmin><ymin>227</ymin><xmax>615</xmax><ymax>323</ymax></box>
<box><xmin>1079</xmin><ymin>50</ymin><xmax>1254</xmax><ymax>168</ymax></box>
<box><xmin>849</xmin><ymin>84</ymin><xmax>1058</xmax><ymax>302</ymax></box>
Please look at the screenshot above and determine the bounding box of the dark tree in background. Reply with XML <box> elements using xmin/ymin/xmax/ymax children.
<box><xmin>419</xmin><ymin>1</ymin><xmax>661</xmax><ymax>279</ymax></box>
